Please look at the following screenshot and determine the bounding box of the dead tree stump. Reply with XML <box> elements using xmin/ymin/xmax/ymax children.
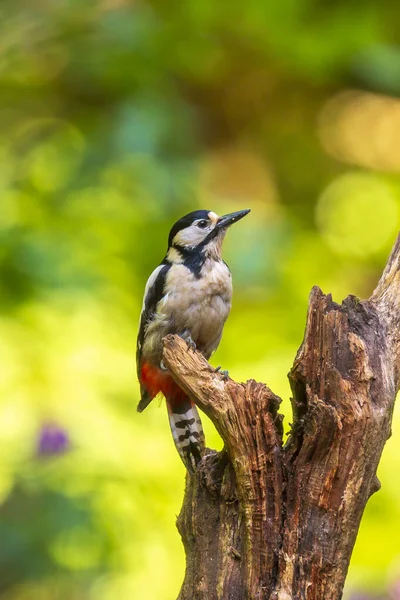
<box><xmin>162</xmin><ymin>234</ymin><xmax>400</xmax><ymax>600</ymax></box>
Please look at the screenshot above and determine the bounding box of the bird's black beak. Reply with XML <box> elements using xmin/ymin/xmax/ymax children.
<box><xmin>216</xmin><ymin>209</ymin><xmax>251</xmax><ymax>230</ymax></box>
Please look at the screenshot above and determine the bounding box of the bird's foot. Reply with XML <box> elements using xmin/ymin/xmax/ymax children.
<box><xmin>179</xmin><ymin>331</ymin><xmax>196</xmax><ymax>352</ymax></box>
<box><xmin>215</xmin><ymin>365</ymin><xmax>229</xmax><ymax>380</ymax></box>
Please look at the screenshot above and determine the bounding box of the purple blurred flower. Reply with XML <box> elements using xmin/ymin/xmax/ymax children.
<box><xmin>390</xmin><ymin>580</ymin><xmax>400</xmax><ymax>600</ymax></box>
<box><xmin>348</xmin><ymin>581</ymin><xmax>400</xmax><ymax>600</ymax></box>
<box><xmin>37</xmin><ymin>422</ymin><xmax>70</xmax><ymax>457</ymax></box>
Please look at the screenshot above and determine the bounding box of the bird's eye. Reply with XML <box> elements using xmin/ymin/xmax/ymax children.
<box><xmin>197</xmin><ymin>220</ymin><xmax>208</xmax><ymax>229</ymax></box>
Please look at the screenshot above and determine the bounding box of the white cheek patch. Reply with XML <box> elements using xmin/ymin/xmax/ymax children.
<box><xmin>173</xmin><ymin>225</ymin><xmax>206</xmax><ymax>247</ymax></box>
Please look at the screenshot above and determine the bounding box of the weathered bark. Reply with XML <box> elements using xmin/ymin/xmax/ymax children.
<box><xmin>162</xmin><ymin>234</ymin><xmax>400</xmax><ymax>600</ymax></box>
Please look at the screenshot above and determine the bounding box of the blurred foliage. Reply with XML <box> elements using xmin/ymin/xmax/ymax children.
<box><xmin>1</xmin><ymin>0</ymin><xmax>400</xmax><ymax>598</ymax></box>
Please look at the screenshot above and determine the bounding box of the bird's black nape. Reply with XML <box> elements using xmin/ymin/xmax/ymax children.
<box><xmin>168</xmin><ymin>210</ymin><xmax>211</xmax><ymax>249</ymax></box>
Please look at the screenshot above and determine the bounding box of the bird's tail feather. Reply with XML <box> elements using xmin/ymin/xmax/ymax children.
<box><xmin>137</xmin><ymin>385</ymin><xmax>153</xmax><ymax>413</ymax></box>
<box><xmin>167</xmin><ymin>397</ymin><xmax>205</xmax><ymax>473</ymax></box>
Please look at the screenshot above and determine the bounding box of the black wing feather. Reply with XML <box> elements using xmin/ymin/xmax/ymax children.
<box><xmin>136</xmin><ymin>263</ymin><xmax>171</xmax><ymax>411</ymax></box>
<box><xmin>137</xmin><ymin>262</ymin><xmax>170</xmax><ymax>371</ymax></box>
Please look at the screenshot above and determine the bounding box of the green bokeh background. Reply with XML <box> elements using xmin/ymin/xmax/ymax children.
<box><xmin>1</xmin><ymin>1</ymin><xmax>400</xmax><ymax>598</ymax></box>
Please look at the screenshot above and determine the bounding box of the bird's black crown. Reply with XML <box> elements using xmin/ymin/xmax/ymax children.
<box><xmin>168</xmin><ymin>210</ymin><xmax>211</xmax><ymax>248</ymax></box>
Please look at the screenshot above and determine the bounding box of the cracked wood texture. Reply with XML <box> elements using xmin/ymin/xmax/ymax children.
<box><xmin>162</xmin><ymin>234</ymin><xmax>400</xmax><ymax>600</ymax></box>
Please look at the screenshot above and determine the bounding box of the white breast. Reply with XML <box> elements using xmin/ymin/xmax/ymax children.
<box><xmin>161</xmin><ymin>259</ymin><xmax>232</xmax><ymax>357</ymax></box>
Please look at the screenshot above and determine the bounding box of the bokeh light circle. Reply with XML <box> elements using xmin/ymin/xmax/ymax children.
<box><xmin>316</xmin><ymin>172</ymin><xmax>399</xmax><ymax>257</ymax></box>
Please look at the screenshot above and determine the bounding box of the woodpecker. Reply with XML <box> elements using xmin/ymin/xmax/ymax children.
<box><xmin>136</xmin><ymin>208</ymin><xmax>250</xmax><ymax>472</ymax></box>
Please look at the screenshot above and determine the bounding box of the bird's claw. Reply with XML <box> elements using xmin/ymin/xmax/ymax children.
<box><xmin>187</xmin><ymin>338</ymin><xmax>196</xmax><ymax>352</ymax></box>
<box><xmin>180</xmin><ymin>331</ymin><xmax>197</xmax><ymax>352</ymax></box>
<box><xmin>215</xmin><ymin>365</ymin><xmax>229</xmax><ymax>380</ymax></box>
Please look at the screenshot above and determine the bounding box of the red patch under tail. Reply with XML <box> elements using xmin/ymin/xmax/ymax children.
<box><xmin>138</xmin><ymin>362</ymin><xmax>187</xmax><ymax>407</ymax></box>
<box><xmin>138</xmin><ymin>362</ymin><xmax>205</xmax><ymax>471</ymax></box>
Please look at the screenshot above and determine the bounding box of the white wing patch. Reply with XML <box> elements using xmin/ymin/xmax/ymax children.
<box><xmin>140</xmin><ymin>264</ymin><xmax>165</xmax><ymax>313</ymax></box>
<box><xmin>137</xmin><ymin>264</ymin><xmax>166</xmax><ymax>352</ymax></box>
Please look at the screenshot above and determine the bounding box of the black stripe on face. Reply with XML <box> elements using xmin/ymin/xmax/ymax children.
<box><xmin>172</xmin><ymin>245</ymin><xmax>206</xmax><ymax>278</ymax></box>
